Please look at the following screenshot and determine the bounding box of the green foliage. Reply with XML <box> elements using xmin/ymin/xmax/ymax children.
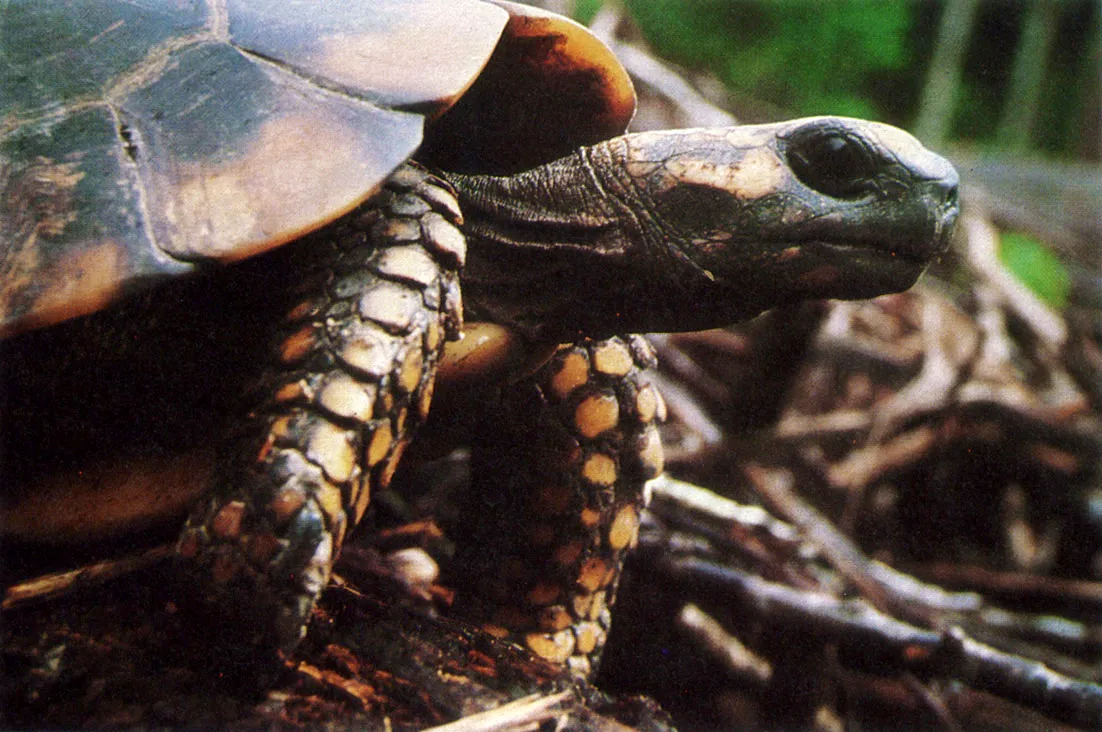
<box><xmin>998</xmin><ymin>231</ymin><xmax>1071</xmax><ymax>310</ymax></box>
<box><xmin>608</xmin><ymin>1</ymin><xmax>915</xmax><ymax>121</ymax></box>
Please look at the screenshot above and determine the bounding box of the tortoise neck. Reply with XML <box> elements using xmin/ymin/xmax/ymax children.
<box><xmin>439</xmin><ymin>147</ymin><xmax>656</xmax><ymax>340</ymax></box>
<box><xmin>439</xmin><ymin>137</ymin><xmax>767</xmax><ymax>341</ymax></box>
<box><xmin>441</xmin><ymin>149</ymin><xmax>627</xmax><ymax>256</ymax></box>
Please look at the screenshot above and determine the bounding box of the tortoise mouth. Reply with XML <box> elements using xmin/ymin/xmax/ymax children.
<box><xmin>796</xmin><ymin>239</ymin><xmax>933</xmax><ymax>295</ymax></box>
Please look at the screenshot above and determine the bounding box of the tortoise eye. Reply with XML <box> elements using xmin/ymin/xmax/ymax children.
<box><xmin>787</xmin><ymin>130</ymin><xmax>876</xmax><ymax>199</ymax></box>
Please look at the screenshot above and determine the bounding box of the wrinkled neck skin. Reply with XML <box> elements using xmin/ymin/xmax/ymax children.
<box><xmin>440</xmin><ymin>119</ymin><xmax>959</xmax><ymax>342</ymax></box>
<box><xmin>442</xmin><ymin>141</ymin><xmax>762</xmax><ymax>341</ymax></box>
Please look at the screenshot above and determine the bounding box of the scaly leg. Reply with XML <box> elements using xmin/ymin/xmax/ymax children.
<box><xmin>178</xmin><ymin>165</ymin><xmax>465</xmax><ymax>650</ymax></box>
<box><xmin>455</xmin><ymin>335</ymin><xmax>665</xmax><ymax>679</ymax></box>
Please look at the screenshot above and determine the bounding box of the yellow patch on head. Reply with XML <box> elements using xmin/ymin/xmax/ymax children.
<box><xmin>665</xmin><ymin>146</ymin><xmax>786</xmax><ymax>200</ymax></box>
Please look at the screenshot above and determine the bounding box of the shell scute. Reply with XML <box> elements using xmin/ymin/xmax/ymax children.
<box><xmin>0</xmin><ymin>0</ymin><xmax>511</xmax><ymax>336</ymax></box>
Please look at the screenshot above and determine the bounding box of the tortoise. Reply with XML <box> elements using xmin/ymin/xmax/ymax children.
<box><xmin>0</xmin><ymin>0</ymin><xmax>959</xmax><ymax>676</ymax></box>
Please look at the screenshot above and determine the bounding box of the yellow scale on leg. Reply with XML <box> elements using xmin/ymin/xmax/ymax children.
<box><xmin>455</xmin><ymin>335</ymin><xmax>665</xmax><ymax>678</ymax></box>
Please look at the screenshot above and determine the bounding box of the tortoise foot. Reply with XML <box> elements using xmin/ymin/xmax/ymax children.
<box><xmin>178</xmin><ymin>487</ymin><xmax>334</xmax><ymax>651</ymax></box>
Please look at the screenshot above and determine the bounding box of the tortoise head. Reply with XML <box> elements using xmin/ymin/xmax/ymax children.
<box><xmin>448</xmin><ymin>116</ymin><xmax>960</xmax><ymax>340</ymax></box>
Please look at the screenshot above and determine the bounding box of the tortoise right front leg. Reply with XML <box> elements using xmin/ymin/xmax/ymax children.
<box><xmin>453</xmin><ymin>335</ymin><xmax>666</xmax><ymax>679</ymax></box>
<box><xmin>178</xmin><ymin>166</ymin><xmax>466</xmax><ymax>650</ymax></box>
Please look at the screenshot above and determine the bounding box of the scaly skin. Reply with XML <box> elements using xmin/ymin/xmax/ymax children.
<box><xmin>177</xmin><ymin>166</ymin><xmax>465</xmax><ymax>650</ymax></box>
<box><xmin>454</xmin><ymin>336</ymin><xmax>665</xmax><ymax>677</ymax></box>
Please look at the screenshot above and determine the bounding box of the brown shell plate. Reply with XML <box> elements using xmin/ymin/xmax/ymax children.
<box><xmin>421</xmin><ymin>0</ymin><xmax>636</xmax><ymax>175</ymax></box>
<box><xmin>0</xmin><ymin>0</ymin><xmax>514</xmax><ymax>337</ymax></box>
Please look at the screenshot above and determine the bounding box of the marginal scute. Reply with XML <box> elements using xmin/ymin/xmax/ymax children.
<box><xmin>420</xmin><ymin>0</ymin><xmax>634</xmax><ymax>174</ymax></box>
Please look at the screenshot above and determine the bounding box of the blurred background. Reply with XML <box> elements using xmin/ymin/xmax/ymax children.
<box><xmin>575</xmin><ymin>0</ymin><xmax>1098</xmax><ymax>155</ymax></box>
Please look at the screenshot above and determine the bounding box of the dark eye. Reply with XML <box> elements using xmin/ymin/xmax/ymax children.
<box><xmin>787</xmin><ymin>131</ymin><xmax>876</xmax><ymax>198</ymax></box>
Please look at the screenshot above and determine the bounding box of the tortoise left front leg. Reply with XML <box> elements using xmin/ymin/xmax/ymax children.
<box><xmin>453</xmin><ymin>335</ymin><xmax>665</xmax><ymax>679</ymax></box>
<box><xmin>177</xmin><ymin>166</ymin><xmax>465</xmax><ymax>651</ymax></box>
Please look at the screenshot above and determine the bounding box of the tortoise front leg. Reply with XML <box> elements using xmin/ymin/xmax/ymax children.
<box><xmin>454</xmin><ymin>335</ymin><xmax>665</xmax><ymax>679</ymax></box>
<box><xmin>178</xmin><ymin>166</ymin><xmax>465</xmax><ymax>650</ymax></box>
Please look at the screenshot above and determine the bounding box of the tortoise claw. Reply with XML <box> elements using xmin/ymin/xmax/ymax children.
<box><xmin>177</xmin><ymin>491</ymin><xmax>334</xmax><ymax>652</ymax></box>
